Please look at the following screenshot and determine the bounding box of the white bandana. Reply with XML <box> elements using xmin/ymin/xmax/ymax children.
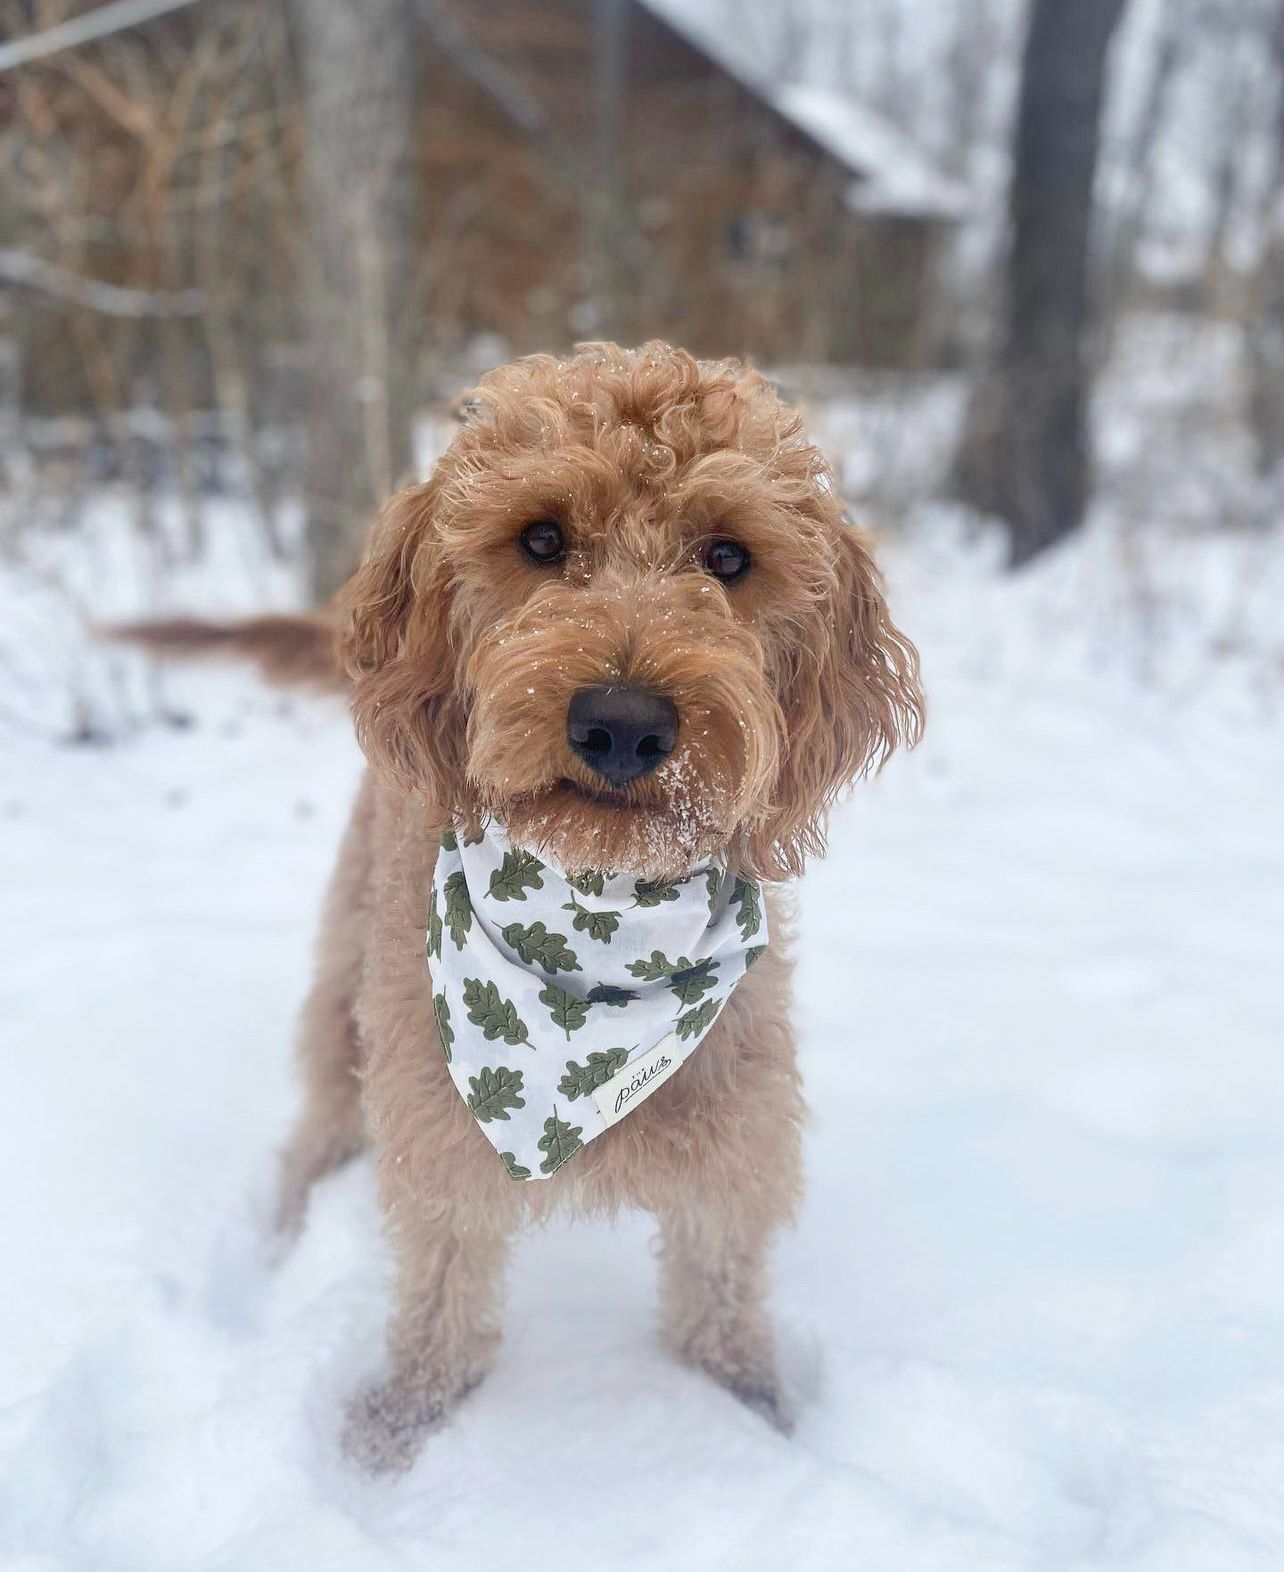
<box><xmin>426</xmin><ymin>821</ymin><xmax>768</xmax><ymax>1180</ymax></box>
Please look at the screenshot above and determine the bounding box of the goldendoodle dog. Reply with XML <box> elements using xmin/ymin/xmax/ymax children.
<box><xmin>127</xmin><ymin>341</ymin><xmax>923</xmax><ymax>1472</ymax></box>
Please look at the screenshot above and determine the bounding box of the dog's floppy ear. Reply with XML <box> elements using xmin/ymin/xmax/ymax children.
<box><xmin>747</xmin><ymin>520</ymin><xmax>923</xmax><ymax>878</ymax></box>
<box><xmin>338</xmin><ymin>476</ymin><xmax>468</xmax><ymax>815</ymax></box>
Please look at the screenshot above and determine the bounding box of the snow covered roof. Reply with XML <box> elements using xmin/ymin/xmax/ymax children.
<box><xmin>429</xmin><ymin>0</ymin><xmax>969</xmax><ymax>225</ymax></box>
<box><xmin>771</xmin><ymin>84</ymin><xmax>970</xmax><ymax>220</ymax></box>
<box><xmin>636</xmin><ymin>0</ymin><xmax>967</xmax><ymax>220</ymax></box>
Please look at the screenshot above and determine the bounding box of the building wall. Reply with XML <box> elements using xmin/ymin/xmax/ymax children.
<box><xmin>425</xmin><ymin>0</ymin><xmax>949</xmax><ymax>367</ymax></box>
<box><xmin>3</xmin><ymin>0</ymin><xmax>948</xmax><ymax>422</ymax></box>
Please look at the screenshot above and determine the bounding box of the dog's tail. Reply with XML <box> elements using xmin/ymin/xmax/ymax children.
<box><xmin>107</xmin><ymin>612</ymin><xmax>346</xmax><ymax>693</ymax></box>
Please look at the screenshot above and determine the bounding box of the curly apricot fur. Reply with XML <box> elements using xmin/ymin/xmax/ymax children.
<box><xmin>339</xmin><ymin>341</ymin><xmax>922</xmax><ymax>881</ymax></box>
<box><xmin>278</xmin><ymin>343</ymin><xmax>923</xmax><ymax>1470</ymax></box>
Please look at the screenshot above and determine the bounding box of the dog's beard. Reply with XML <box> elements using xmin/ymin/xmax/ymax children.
<box><xmin>495</xmin><ymin>746</ymin><xmax>728</xmax><ymax>883</ymax></box>
<box><xmin>461</xmin><ymin>587</ymin><xmax>780</xmax><ymax>882</ymax></box>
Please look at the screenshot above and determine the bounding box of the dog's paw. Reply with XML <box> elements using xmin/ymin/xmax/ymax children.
<box><xmin>341</xmin><ymin>1378</ymin><xmax>452</xmax><ymax>1474</ymax></box>
<box><xmin>725</xmin><ymin>1376</ymin><xmax>794</xmax><ymax>1436</ymax></box>
<box><xmin>683</xmin><ymin>1353</ymin><xmax>794</xmax><ymax>1436</ymax></box>
<box><xmin>341</xmin><ymin>1368</ymin><xmax>485</xmax><ymax>1474</ymax></box>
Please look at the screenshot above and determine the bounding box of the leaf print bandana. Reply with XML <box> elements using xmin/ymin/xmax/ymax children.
<box><xmin>426</xmin><ymin>820</ymin><xmax>768</xmax><ymax>1181</ymax></box>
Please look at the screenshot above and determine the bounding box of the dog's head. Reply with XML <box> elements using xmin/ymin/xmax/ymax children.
<box><xmin>339</xmin><ymin>343</ymin><xmax>922</xmax><ymax>881</ymax></box>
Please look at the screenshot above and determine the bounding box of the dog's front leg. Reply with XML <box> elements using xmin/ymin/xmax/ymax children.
<box><xmin>657</xmin><ymin>1200</ymin><xmax>794</xmax><ymax>1434</ymax></box>
<box><xmin>338</xmin><ymin>792</ymin><xmax>526</xmax><ymax>1474</ymax></box>
<box><xmin>342</xmin><ymin>1187</ymin><xmax>516</xmax><ymax>1473</ymax></box>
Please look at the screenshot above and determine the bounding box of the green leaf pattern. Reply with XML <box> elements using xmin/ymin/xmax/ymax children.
<box><xmin>442</xmin><ymin>824</ymin><xmax>484</xmax><ymax>851</ymax></box>
<box><xmin>558</xmin><ymin>1048</ymin><xmax>631</xmax><ymax>1101</ymax></box>
<box><xmin>466</xmin><ymin>1065</ymin><xmax>526</xmax><ymax>1122</ymax></box>
<box><xmin>626</xmin><ymin>949</ymin><xmax>678</xmax><ymax>982</ymax></box>
<box><xmin>433</xmin><ymin>992</ymin><xmax>454</xmax><ymax>1062</ymax></box>
<box><xmin>499</xmin><ymin>1150</ymin><xmax>532</xmax><ymax>1180</ymax></box>
<box><xmin>562</xmin><ymin>895</ymin><xmax>620</xmax><ymax>944</ymax></box>
<box><xmin>462</xmin><ymin>977</ymin><xmax>531</xmax><ymax>1046</ymax></box>
<box><xmin>668</xmin><ymin>957</ymin><xmax>720</xmax><ymax>1006</ymax></box>
<box><xmin>566</xmin><ymin>868</ymin><xmax>607</xmax><ymax>897</ymax></box>
<box><xmin>443</xmin><ymin>871</ymin><xmax>473</xmax><ymax>950</ymax></box>
<box><xmin>538</xmin><ymin>1112</ymin><xmax>583</xmax><ymax>1174</ymax></box>
<box><xmin>488</xmin><ymin>849</ymin><xmax>546</xmax><ymax>902</ymax></box>
<box><xmin>429</xmin><ymin>832</ymin><xmax>767</xmax><ymax>1180</ymax></box>
<box><xmin>633</xmin><ymin>877</ymin><xmax>681</xmax><ymax>908</ymax></box>
<box><xmin>704</xmin><ymin>866</ymin><xmax>722</xmax><ymax>916</ymax></box>
<box><xmin>500</xmin><ymin>919</ymin><xmax>581</xmax><ymax>975</ymax></box>
<box><xmin>539</xmin><ymin>982</ymin><xmax>590</xmax><ymax>1039</ymax></box>
<box><xmin>587</xmin><ymin>983</ymin><xmax>638</xmax><ymax>1007</ymax></box>
<box><xmin>675</xmin><ymin>997</ymin><xmax>720</xmax><ymax>1041</ymax></box>
<box><xmin>426</xmin><ymin>890</ymin><xmax>443</xmax><ymax>962</ymax></box>
<box><xmin>730</xmin><ymin>878</ymin><xmax>762</xmax><ymax>940</ymax></box>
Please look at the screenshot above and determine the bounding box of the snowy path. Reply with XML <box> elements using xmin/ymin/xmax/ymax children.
<box><xmin>2</xmin><ymin>532</ymin><xmax>1283</xmax><ymax>1571</ymax></box>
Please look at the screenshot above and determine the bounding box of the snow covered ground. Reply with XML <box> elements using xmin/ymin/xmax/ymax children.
<box><xmin>2</xmin><ymin>354</ymin><xmax>1283</xmax><ymax>1567</ymax></box>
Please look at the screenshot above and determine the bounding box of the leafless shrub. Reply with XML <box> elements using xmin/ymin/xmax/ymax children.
<box><xmin>2</xmin><ymin>0</ymin><xmax>306</xmax><ymax>556</ymax></box>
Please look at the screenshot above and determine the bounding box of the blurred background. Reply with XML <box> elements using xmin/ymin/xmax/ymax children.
<box><xmin>3</xmin><ymin>0</ymin><xmax>1284</xmax><ymax>668</ymax></box>
<box><xmin>2</xmin><ymin>3</ymin><xmax>1283</xmax><ymax>1568</ymax></box>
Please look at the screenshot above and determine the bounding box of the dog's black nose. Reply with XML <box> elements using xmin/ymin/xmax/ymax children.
<box><xmin>567</xmin><ymin>685</ymin><xmax>678</xmax><ymax>786</ymax></box>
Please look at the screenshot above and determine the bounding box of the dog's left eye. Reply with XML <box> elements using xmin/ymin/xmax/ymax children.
<box><xmin>703</xmin><ymin>538</ymin><xmax>751</xmax><ymax>582</ymax></box>
<box><xmin>519</xmin><ymin>520</ymin><xmax>565</xmax><ymax>564</ymax></box>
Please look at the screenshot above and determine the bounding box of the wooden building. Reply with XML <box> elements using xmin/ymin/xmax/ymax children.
<box><xmin>2</xmin><ymin>0</ymin><xmax>966</xmax><ymax>423</ymax></box>
<box><xmin>420</xmin><ymin>0</ymin><xmax>967</xmax><ymax>367</ymax></box>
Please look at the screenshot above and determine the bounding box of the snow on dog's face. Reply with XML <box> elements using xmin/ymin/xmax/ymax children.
<box><xmin>340</xmin><ymin>342</ymin><xmax>922</xmax><ymax>881</ymax></box>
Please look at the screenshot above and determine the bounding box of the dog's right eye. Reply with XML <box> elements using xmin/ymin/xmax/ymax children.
<box><xmin>519</xmin><ymin>520</ymin><xmax>565</xmax><ymax>564</ymax></box>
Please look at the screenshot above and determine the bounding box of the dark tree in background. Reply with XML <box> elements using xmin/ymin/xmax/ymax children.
<box><xmin>1247</xmin><ymin>0</ymin><xmax>1284</xmax><ymax>476</ymax></box>
<box><xmin>955</xmin><ymin>0</ymin><xmax>1127</xmax><ymax>566</ymax></box>
<box><xmin>291</xmin><ymin>0</ymin><xmax>421</xmax><ymax>601</ymax></box>
<box><xmin>587</xmin><ymin>0</ymin><xmax>628</xmax><ymax>338</ymax></box>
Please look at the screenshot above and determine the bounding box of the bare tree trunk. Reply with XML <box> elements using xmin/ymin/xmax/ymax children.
<box><xmin>942</xmin><ymin>0</ymin><xmax>1005</xmax><ymax>181</ymax></box>
<box><xmin>291</xmin><ymin>0</ymin><xmax>420</xmax><ymax>602</ymax></box>
<box><xmin>954</xmin><ymin>0</ymin><xmax>1127</xmax><ymax>567</ymax></box>
<box><xmin>1203</xmin><ymin>26</ymin><xmax>1257</xmax><ymax>317</ymax></box>
<box><xmin>1247</xmin><ymin>1</ymin><xmax>1284</xmax><ymax>473</ymax></box>
<box><xmin>1101</xmin><ymin>0</ymin><xmax>1183</xmax><ymax>330</ymax></box>
<box><xmin>1248</xmin><ymin>233</ymin><xmax>1284</xmax><ymax>472</ymax></box>
<box><xmin>585</xmin><ymin>0</ymin><xmax>627</xmax><ymax>339</ymax></box>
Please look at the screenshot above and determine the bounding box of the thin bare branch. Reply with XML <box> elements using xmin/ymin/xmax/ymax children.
<box><xmin>0</xmin><ymin>248</ymin><xmax>206</xmax><ymax>317</ymax></box>
<box><xmin>0</xmin><ymin>0</ymin><xmax>211</xmax><ymax>74</ymax></box>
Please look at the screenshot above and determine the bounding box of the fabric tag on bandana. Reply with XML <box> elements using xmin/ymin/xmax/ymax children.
<box><xmin>592</xmin><ymin>1032</ymin><xmax>682</xmax><ymax>1129</ymax></box>
<box><xmin>426</xmin><ymin>820</ymin><xmax>767</xmax><ymax>1182</ymax></box>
